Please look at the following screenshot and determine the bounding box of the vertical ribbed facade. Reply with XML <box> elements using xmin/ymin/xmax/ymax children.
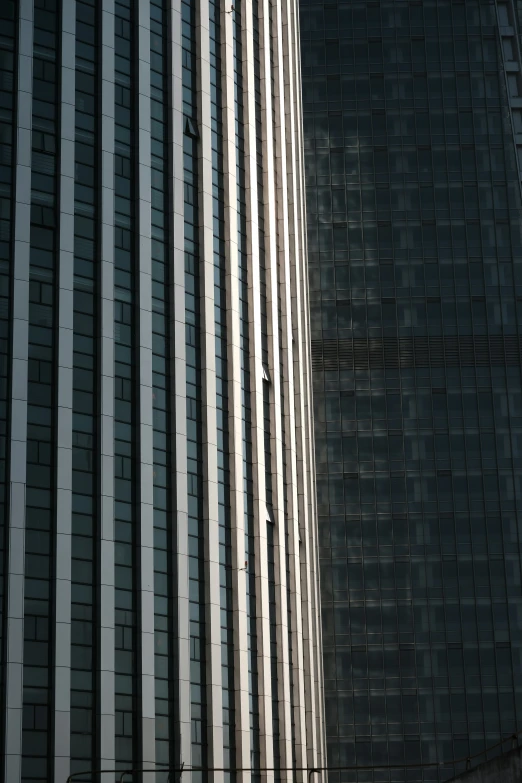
<box><xmin>301</xmin><ymin>0</ymin><xmax>522</xmax><ymax>780</ymax></box>
<box><xmin>1</xmin><ymin>0</ymin><xmax>325</xmax><ymax>781</ymax></box>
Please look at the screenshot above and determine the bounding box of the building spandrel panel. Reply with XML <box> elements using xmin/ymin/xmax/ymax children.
<box><xmin>300</xmin><ymin>0</ymin><xmax>522</xmax><ymax>780</ymax></box>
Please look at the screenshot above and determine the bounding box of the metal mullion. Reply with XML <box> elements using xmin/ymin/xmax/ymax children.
<box><xmin>0</xmin><ymin>0</ymin><xmax>20</xmax><ymax>772</ymax></box>
<box><xmin>3</xmin><ymin>1</ymin><xmax>33</xmax><ymax>780</ymax></box>
<box><xmin>167</xmin><ymin>0</ymin><xmax>192</xmax><ymax>771</ymax></box>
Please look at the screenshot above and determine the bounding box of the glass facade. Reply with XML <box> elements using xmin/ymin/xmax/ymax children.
<box><xmin>71</xmin><ymin>0</ymin><xmax>99</xmax><ymax>772</ymax></box>
<box><xmin>2</xmin><ymin>0</ymin><xmax>325</xmax><ymax>779</ymax></box>
<box><xmin>113</xmin><ymin>0</ymin><xmax>138</xmax><ymax>770</ymax></box>
<box><xmin>22</xmin><ymin>0</ymin><xmax>60</xmax><ymax>776</ymax></box>
<box><xmin>150</xmin><ymin>0</ymin><xmax>175</xmax><ymax>776</ymax></box>
<box><xmin>300</xmin><ymin>0</ymin><xmax>522</xmax><ymax>780</ymax></box>
<box><xmin>181</xmin><ymin>0</ymin><xmax>207</xmax><ymax>776</ymax></box>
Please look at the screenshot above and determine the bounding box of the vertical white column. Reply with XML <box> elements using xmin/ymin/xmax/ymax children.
<box><xmin>168</xmin><ymin>0</ymin><xmax>192</xmax><ymax>769</ymax></box>
<box><xmin>99</xmin><ymin>0</ymin><xmax>116</xmax><ymax>775</ymax></box>
<box><xmin>53</xmin><ymin>0</ymin><xmax>76</xmax><ymax>779</ymax></box>
<box><xmin>221</xmin><ymin>6</ymin><xmax>251</xmax><ymax>782</ymax></box>
<box><xmin>260</xmin><ymin>0</ymin><xmax>292</xmax><ymax>775</ymax></box>
<box><xmin>196</xmin><ymin>0</ymin><xmax>224</xmax><ymax>778</ymax></box>
<box><xmin>272</xmin><ymin>0</ymin><xmax>300</xmax><ymax>775</ymax></box>
<box><xmin>136</xmin><ymin>0</ymin><xmax>157</xmax><ymax>772</ymax></box>
<box><xmin>4</xmin><ymin>3</ymin><xmax>33</xmax><ymax>781</ymax></box>
<box><xmin>241</xmin><ymin>2</ymin><xmax>274</xmax><ymax>780</ymax></box>
<box><xmin>284</xmin><ymin>0</ymin><xmax>326</xmax><ymax>768</ymax></box>
<box><xmin>275</xmin><ymin>0</ymin><xmax>326</xmax><ymax>769</ymax></box>
<box><xmin>279</xmin><ymin>0</ymin><xmax>317</xmax><ymax>772</ymax></box>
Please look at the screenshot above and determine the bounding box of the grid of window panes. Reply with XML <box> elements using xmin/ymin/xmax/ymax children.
<box><xmin>150</xmin><ymin>0</ymin><xmax>174</xmax><ymax>777</ymax></box>
<box><xmin>70</xmin><ymin>0</ymin><xmax>98</xmax><ymax>772</ymax></box>
<box><xmin>182</xmin><ymin>0</ymin><xmax>207</xmax><ymax>775</ymax></box>
<box><xmin>114</xmin><ymin>0</ymin><xmax>138</xmax><ymax>770</ymax></box>
<box><xmin>22</xmin><ymin>0</ymin><xmax>59</xmax><ymax>778</ymax></box>
<box><xmin>0</xmin><ymin>0</ymin><xmax>17</xmax><ymax>748</ymax></box>
<box><xmin>301</xmin><ymin>1</ymin><xmax>522</xmax><ymax>780</ymax></box>
<box><xmin>209</xmin><ymin>1</ymin><xmax>235</xmax><ymax>775</ymax></box>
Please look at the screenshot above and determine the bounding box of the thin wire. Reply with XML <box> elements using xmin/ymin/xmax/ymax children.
<box><xmin>65</xmin><ymin>727</ymin><xmax>522</xmax><ymax>782</ymax></box>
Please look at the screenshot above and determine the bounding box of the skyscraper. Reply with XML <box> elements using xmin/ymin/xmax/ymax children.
<box><xmin>0</xmin><ymin>0</ymin><xmax>325</xmax><ymax>780</ymax></box>
<box><xmin>301</xmin><ymin>0</ymin><xmax>522</xmax><ymax>779</ymax></box>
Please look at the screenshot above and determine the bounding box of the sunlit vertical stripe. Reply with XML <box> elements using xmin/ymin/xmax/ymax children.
<box><xmin>272</xmin><ymin>0</ymin><xmax>306</xmax><ymax>771</ymax></box>
<box><xmin>281</xmin><ymin>0</ymin><xmax>325</xmax><ymax>768</ymax></box>
<box><xmin>221</xmin><ymin>4</ymin><xmax>250</xmax><ymax>782</ymax></box>
<box><xmin>261</xmin><ymin>0</ymin><xmax>286</xmax><ymax>776</ymax></box>
<box><xmin>4</xmin><ymin>1</ymin><xmax>30</xmax><ymax>780</ymax></box>
<box><xmin>272</xmin><ymin>0</ymin><xmax>301</xmax><ymax>772</ymax></box>
<box><xmin>168</xmin><ymin>0</ymin><xmax>192</xmax><ymax>770</ymax></box>
<box><xmin>244</xmin><ymin>1</ymin><xmax>275</xmax><ymax>775</ymax></box>
<box><xmin>209</xmin><ymin>2</ymin><xmax>235</xmax><ymax>779</ymax></box>
<box><xmin>279</xmin><ymin>0</ymin><xmax>307</xmax><ymax>765</ymax></box>
<box><xmin>240</xmin><ymin>5</ymin><xmax>264</xmax><ymax>778</ymax></box>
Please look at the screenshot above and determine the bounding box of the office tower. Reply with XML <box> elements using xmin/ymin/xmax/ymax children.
<box><xmin>301</xmin><ymin>0</ymin><xmax>522</xmax><ymax>780</ymax></box>
<box><xmin>0</xmin><ymin>0</ymin><xmax>325</xmax><ymax>780</ymax></box>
